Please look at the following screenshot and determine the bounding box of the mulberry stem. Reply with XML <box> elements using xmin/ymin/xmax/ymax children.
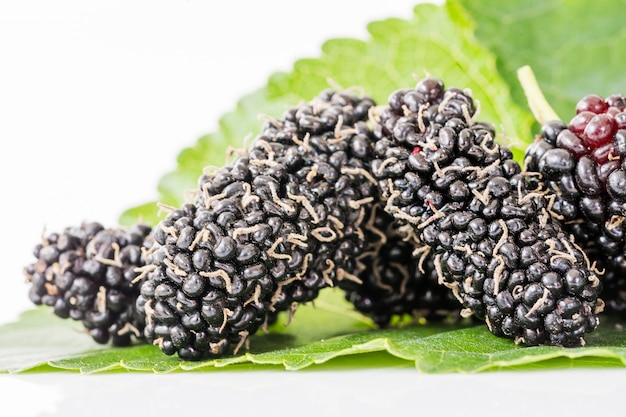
<box><xmin>517</xmin><ymin>65</ymin><xmax>561</xmax><ymax>125</ymax></box>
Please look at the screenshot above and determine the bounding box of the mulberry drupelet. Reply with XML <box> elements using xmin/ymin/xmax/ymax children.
<box><xmin>370</xmin><ymin>76</ymin><xmax>603</xmax><ymax>347</ymax></box>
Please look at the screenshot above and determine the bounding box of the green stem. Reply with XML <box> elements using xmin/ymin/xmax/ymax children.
<box><xmin>516</xmin><ymin>65</ymin><xmax>561</xmax><ymax>125</ymax></box>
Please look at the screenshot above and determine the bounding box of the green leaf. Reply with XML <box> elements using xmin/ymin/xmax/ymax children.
<box><xmin>120</xmin><ymin>1</ymin><xmax>532</xmax><ymax>226</ymax></box>
<box><xmin>3</xmin><ymin>292</ymin><xmax>626</xmax><ymax>374</ymax></box>
<box><xmin>399</xmin><ymin>325</ymin><xmax>626</xmax><ymax>373</ymax></box>
<box><xmin>0</xmin><ymin>306</ymin><xmax>109</xmax><ymax>374</ymax></box>
<box><xmin>454</xmin><ymin>0</ymin><xmax>626</xmax><ymax>122</ymax></box>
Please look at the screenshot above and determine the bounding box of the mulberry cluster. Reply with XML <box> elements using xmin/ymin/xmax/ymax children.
<box><xmin>24</xmin><ymin>222</ymin><xmax>153</xmax><ymax>346</ymax></box>
<box><xmin>24</xmin><ymin>75</ymin><xmax>624</xmax><ymax>360</ymax></box>
<box><xmin>136</xmin><ymin>89</ymin><xmax>383</xmax><ymax>360</ymax></box>
<box><xmin>370</xmin><ymin>77</ymin><xmax>603</xmax><ymax>346</ymax></box>
<box><xmin>524</xmin><ymin>94</ymin><xmax>626</xmax><ymax>315</ymax></box>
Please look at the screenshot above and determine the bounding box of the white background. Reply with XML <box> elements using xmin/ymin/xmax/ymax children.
<box><xmin>0</xmin><ymin>0</ymin><xmax>432</xmax><ymax>326</ymax></box>
<box><xmin>0</xmin><ymin>1</ymin><xmax>622</xmax><ymax>416</ymax></box>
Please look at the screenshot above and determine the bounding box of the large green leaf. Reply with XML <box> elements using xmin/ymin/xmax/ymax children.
<box><xmin>2</xmin><ymin>289</ymin><xmax>626</xmax><ymax>374</ymax></box>
<box><xmin>455</xmin><ymin>0</ymin><xmax>626</xmax><ymax>122</ymax></box>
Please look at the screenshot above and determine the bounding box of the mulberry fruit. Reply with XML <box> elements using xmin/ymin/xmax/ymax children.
<box><xmin>137</xmin><ymin>89</ymin><xmax>382</xmax><ymax>360</ymax></box>
<box><xmin>520</xmin><ymin>66</ymin><xmax>626</xmax><ymax>316</ymax></box>
<box><xmin>24</xmin><ymin>222</ymin><xmax>153</xmax><ymax>346</ymax></box>
<box><xmin>370</xmin><ymin>76</ymin><xmax>603</xmax><ymax>347</ymax></box>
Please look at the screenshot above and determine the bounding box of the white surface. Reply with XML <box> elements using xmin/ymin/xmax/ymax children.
<box><xmin>1</xmin><ymin>2</ymin><xmax>621</xmax><ymax>417</ymax></box>
<box><xmin>1</xmin><ymin>369</ymin><xmax>624</xmax><ymax>417</ymax></box>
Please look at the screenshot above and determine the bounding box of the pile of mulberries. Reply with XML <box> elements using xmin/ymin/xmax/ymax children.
<box><xmin>524</xmin><ymin>93</ymin><xmax>626</xmax><ymax>315</ymax></box>
<box><xmin>23</xmin><ymin>88</ymin><xmax>467</xmax><ymax>361</ymax></box>
<box><xmin>24</xmin><ymin>222</ymin><xmax>153</xmax><ymax>346</ymax></box>
<box><xmin>23</xmin><ymin>74</ymin><xmax>625</xmax><ymax>360</ymax></box>
<box><xmin>369</xmin><ymin>77</ymin><xmax>603</xmax><ymax>347</ymax></box>
<box><xmin>135</xmin><ymin>89</ymin><xmax>386</xmax><ymax>360</ymax></box>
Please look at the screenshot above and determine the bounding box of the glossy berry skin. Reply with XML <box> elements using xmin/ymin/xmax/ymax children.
<box><xmin>24</xmin><ymin>223</ymin><xmax>154</xmax><ymax>346</ymax></box>
<box><xmin>137</xmin><ymin>90</ymin><xmax>382</xmax><ymax>360</ymax></box>
<box><xmin>524</xmin><ymin>93</ymin><xmax>626</xmax><ymax>315</ymax></box>
<box><xmin>371</xmin><ymin>77</ymin><xmax>602</xmax><ymax>347</ymax></box>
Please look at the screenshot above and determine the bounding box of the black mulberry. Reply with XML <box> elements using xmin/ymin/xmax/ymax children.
<box><xmin>137</xmin><ymin>89</ymin><xmax>383</xmax><ymax>360</ymax></box>
<box><xmin>24</xmin><ymin>222</ymin><xmax>153</xmax><ymax>346</ymax></box>
<box><xmin>371</xmin><ymin>76</ymin><xmax>603</xmax><ymax>347</ymax></box>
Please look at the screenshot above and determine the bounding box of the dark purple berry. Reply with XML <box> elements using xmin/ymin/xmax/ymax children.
<box><xmin>373</xmin><ymin>77</ymin><xmax>601</xmax><ymax>347</ymax></box>
<box><xmin>24</xmin><ymin>223</ymin><xmax>153</xmax><ymax>346</ymax></box>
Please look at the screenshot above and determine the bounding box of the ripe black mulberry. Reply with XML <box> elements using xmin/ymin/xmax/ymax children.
<box><xmin>136</xmin><ymin>89</ymin><xmax>383</xmax><ymax>360</ymax></box>
<box><xmin>24</xmin><ymin>222</ymin><xmax>153</xmax><ymax>346</ymax></box>
<box><xmin>370</xmin><ymin>76</ymin><xmax>603</xmax><ymax>347</ymax></box>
